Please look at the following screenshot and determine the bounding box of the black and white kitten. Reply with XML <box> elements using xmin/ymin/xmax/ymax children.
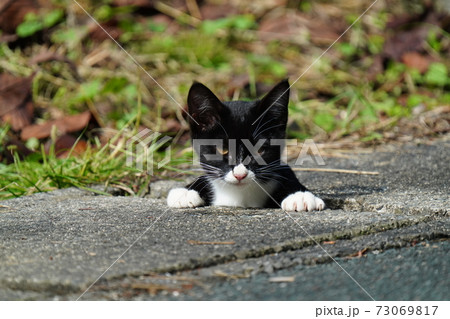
<box><xmin>167</xmin><ymin>80</ymin><xmax>325</xmax><ymax>212</ymax></box>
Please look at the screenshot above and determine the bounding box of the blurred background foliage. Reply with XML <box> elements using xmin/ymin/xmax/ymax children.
<box><xmin>0</xmin><ymin>0</ymin><xmax>449</xmax><ymax>199</ymax></box>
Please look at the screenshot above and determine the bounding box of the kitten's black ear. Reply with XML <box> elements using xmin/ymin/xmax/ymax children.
<box><xmin>188</xmin><ymin>82</ymin><xmax>223</xmax><ymax>132</ymax></box>
<box><xmin>258</xmin><ymin>79</ymin><xmax>289</xmax><ymax>122</ymax></box>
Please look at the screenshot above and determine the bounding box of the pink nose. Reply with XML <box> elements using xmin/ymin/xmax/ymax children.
<box><xmin>233</xmin><ymin>172</ymin><xmax>247</xmax><ymax>181</ymax></box>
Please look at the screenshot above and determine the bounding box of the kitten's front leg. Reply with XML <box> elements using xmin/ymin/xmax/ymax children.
<box><xmin>167</xmin><ymin>176</ymin><xmax>210</xmax><ymax>208</ymax></box>
<box><xmin>281</xmin><ymin>191</ymin><xmax>325</xmax><ymax>212</ymax></box>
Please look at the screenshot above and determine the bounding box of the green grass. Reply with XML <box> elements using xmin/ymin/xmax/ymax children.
<box><xmin>0</xmin><ymin>121</ymin><xmax>193</xmax><ymax>201</ymax></box>
<box><xmin>0</xmin><ymin>123</ymin><xmax>133</xmax><ymax>199</ymax></box>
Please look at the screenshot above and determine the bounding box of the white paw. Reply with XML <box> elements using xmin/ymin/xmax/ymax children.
<box><xmin>167</xmin><ymin>188</ymin><xmax>205</xmax><ymax>208</ymax></box>
<box><xmin>281</xmin><ymin>191</ymin><xmax>325</xmax><ymax>212</ymax></box>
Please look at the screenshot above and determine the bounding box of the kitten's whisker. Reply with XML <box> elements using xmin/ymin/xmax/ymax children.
<box><xmin>252</xmin><ymin>118</ymin><xmax>275</xmax><ymax>139</ymax></box>
<box><xmin>258</xmin><ymin>162</ymin><xmax>289</xmax><ymax>169</ymax></box>
<box><xmin>254</xmin><ymin>123</ymin><xmax>285</xmax><ymax>140</ymax></box>
<box><xmin>258</xmin><ymin>166</ymin><xmax>283</xmax><ymax>171</ymax></box>
<box><xmin>251</xmin><ymin>176</ymin><xmax>285</xmax><ymax>189</ymax></box>
<box><xmin>200</xmin><ymin>163</ymin><xmax>222</xmax><ymax>170</ymax></box>
<box><xmin>252</xmin><ymin>117</ymin><xmax>265</xmax><ymax>138</ymax></box>
<box><xmin>258</xmin><ymin>172</ymin><xmax>289</xmax><ymax>181</ymax></box>
<box><xmin>257</xmin><ymin>163</ymin><xmax>283</xmax><ymax>171</ymax></box>
<box><xmin>200</xmin><ymin>164</ymin><xmax>223</xmax><ymax>175</ymax></box>
<box><xmin>259</xmin><ymin>161</ymin><xmax>281</xmax><ymax>168</ymax></box>
<box><xmin>258</xmin><ymin>161</ymin><xmax>279</xmax><ymax>167</ymax></box>
<box><xmin>201</xmin><ymin>166</ymin><xmax>221</xmax><ymax>172</ymax></box>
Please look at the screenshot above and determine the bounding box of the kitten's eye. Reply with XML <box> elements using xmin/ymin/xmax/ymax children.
<box><xmin>217</xmin><ymin>146</ymin><xmax>229</xmax><ymax>155</ymax></box>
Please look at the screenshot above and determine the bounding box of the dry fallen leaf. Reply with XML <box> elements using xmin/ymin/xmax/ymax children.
<box><xmin>401</xmin><ymin>52</ymin><xmax>431</xmax><ymax>73</ymax></box>
<box><xmin>383</xmin><ymin>27</ymin><xmax>429</xmax><ymax>62</ymax></box>
<box><xmin>0</xmin><ymin>73</ymin><xmax>35</xmax><ymax>131</ymax></box>
<box><xmin>43</xmin><ymin>134</ymin><xmax>88</xmax><ymax>158</ymax></box>
<box><xmin>0</xmin><ymin>0</ymin><xmax>41</xmax><ymax>34</ymax></box>
<box><xmin>21</xmin><ymin>111</ymin><xmax>92</xmax><ymax>140</ymax></box>
<box><xmin>1</xmin><ymin>101</ymin><xmax>34</xmax><ymax>131</ymax></box>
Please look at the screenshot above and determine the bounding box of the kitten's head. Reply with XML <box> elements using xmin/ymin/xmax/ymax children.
<box><xmin>188</xmin><ymin>80</ymin><xmax>289</xmax><ymax>185</ymax></box>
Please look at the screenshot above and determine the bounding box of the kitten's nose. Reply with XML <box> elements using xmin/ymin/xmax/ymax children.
<box><xmin>233</xmin><ymin>164</ymin><xmax>248</xmax><ymax>181</ymax></box>
<box><xmin>234</xmin><ymin>172</ymin><xmax>247</xmax><ymax>181</ymax></box>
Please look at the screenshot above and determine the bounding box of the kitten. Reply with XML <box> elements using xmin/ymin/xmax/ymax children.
<box><xmin>167</xmin><ymin>80</ymin><xmax>325</xmax><ymax>211</ymax></box>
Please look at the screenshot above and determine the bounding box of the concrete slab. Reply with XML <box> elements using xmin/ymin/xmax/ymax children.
<box><xmin>0</xmin><ymin>140</ymin><xmax>448</xmax><ymax>300</ymax></box>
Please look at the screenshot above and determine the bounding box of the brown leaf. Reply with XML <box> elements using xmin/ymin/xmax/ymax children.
<box><xmin>0</xmin><ymin>73</ymin><xmax>34</xmax><ymax>117</ymax></box>
<box><xmin>0</xmin><ymin>0</ymin><xmax>40</xmax><ymax>34</ymax></box>
<box><xmin>0</xmin><ymin>73</ymin><xmax>35</xmax><ymax>131</ymax></box>
<box><xmin>1</xmin><ymin>101</ymin><xmax>34</xmax><ymax>131</ymax></box>
<box><xmin>0</xmin><ymin>33</ymin><xmax>18</xmax><ymax>42</ymax></box>
<box><xmin>383</xmin><ymin>27</ymin><xmax>429</xmax><ymax>61</ymax></box>
<box><xmin>21</xmin><ymin>111</ymin><xmax>92</xmax><ymax>140</ymax></box>
<box><xmin>44</xmin><ymin>134</ymin><xmax>88</xmax><ymax>158</ymax></box>
<box><xmin>401</xmin><ymin>52</ymin><xmax>431</xmax><ymax>73</ymax></box>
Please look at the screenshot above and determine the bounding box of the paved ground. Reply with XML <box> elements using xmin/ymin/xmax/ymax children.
<box><xmin>0</xmin><ymin>139</ymin><xmax>448</xmax><ymax>300</ymax></box>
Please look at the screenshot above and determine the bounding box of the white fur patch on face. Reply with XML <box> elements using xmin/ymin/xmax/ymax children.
<box><xmin>281</xmin><ymin>191</ymin><xmax>325</xmax><ymax>212</ymax></box>
<box><xmin>233</xmin><ymin>163</ymin><xmax>247</xmax><ymax>176</ymax></box>
<box><xmin>224</xmin><ymin>163</ymin><xmax>252</xmax><ymax>184</ymax></box>
<box><xmin>167</xmin><ymin>188</ymin><xmax>205</xmax><ymax>208</ymax></box>
<box><xmin>212</xmin><ymin>168</ymin><xmax>275</xmax><ymax>208</ymax></box>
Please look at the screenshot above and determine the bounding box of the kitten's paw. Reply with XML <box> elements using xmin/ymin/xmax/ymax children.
<box><xmin>281</xmin><ymin>191</ymin><xmax>325</xmax><ymax>212</ymax></box>
<box><xmin>167</xmin><ymin>188</ymin><xmax>205</xmax><ymax>208</ymax></box>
